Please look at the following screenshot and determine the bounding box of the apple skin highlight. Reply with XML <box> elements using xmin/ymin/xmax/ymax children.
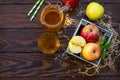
<box><xmin>82</xmin><ymin>43</ymin><xmax>101</xmax><ymax>61</ymax></box>
<box><xmin>80</xmin><ymin>24</ymin><xmax>100</xmax><ymax>42</ymax></box>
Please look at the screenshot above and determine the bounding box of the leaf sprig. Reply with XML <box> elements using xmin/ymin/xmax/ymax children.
<box><xmin>100</xmin><ymin>43</ymin><xmax>111</xmax><ymax>59</ymax></box>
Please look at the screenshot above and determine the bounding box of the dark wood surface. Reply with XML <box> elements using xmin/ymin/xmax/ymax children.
<box><xmin>0</xmin><ymin>0</ymin><xmax>120</xmax><ymax>80</ymax></box>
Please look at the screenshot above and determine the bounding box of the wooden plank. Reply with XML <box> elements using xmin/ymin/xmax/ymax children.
<box><xmin>0</xmin><ymin>53</ymin><xmax>120</xmax><ymax>77</ymax></box>
<box><xmin>0</xmin><ymin>4</ymin><xmax>120</xmax><ymax>14</ymax></box>
<box><xmin>0</xmin><ymin>53</ymin><xmax>61</xmax><ymax>77</ymax></box>
<box><xmin>0</xmin><ymin>28</ymin><xmax>119</xmax><ymax>52</ymax></box>
<box><xmin>0</xmin><ymin>13</ymin><xmax>119</xmax><ymax>29</ymax></box>
<box><xmin>0</xmin><ymin>4</ymin><xmax>120</xmax><ymax>29</ymax></box>
<box><xmin>0</xmin><ymin>0</ymin><xmax>120</xmax><ymax>79</ymax></box>
<box><xmin>0</xmin><ymin>0</ymin><xmax>120</xmax><ymax>4</ymax></box>
<box><xmin>1</xmin><ymin>77</ymin><xmax>120</xmax><ymax>80</ymax></box>
<box><xmin>0</xmin><ymin>28</ymin><xmax>74</xmax><ymax>52</ymax></box>
<box><xmin>0</xmin><ymin>29</ymin><xmax>46</xmax><ymax>52</ymax></box>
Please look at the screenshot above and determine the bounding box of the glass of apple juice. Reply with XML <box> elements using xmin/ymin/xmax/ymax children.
<box><xmin>40</xmin><ymin>4</ymin><xmax>65</xmax><ymax>32</ymax></box>
<box><xmin>38</xmin><ymin>32</ymin><xmax>60</xmax><ymax>54</ymax></box>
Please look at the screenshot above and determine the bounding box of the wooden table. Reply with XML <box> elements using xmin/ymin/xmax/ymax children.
<box><xmin>0</xmin><ymin>0</ymin><xmax>120</xmax><ymax>80</ymax></box>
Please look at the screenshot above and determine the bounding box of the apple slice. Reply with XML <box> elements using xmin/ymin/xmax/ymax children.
<box><xmin>68</xmin><ymin>36</ymin><xmax>86</xmax><ymax>54</ymax></box>
<box><xmin>68</xmin><ymin>41</ymin><xmax>82</xmax><ymax>54</ymax></box>
<box><xmin>70</xmin><ymin>36</ymin><xmax>86</xmax><ymax>47</ymax></box>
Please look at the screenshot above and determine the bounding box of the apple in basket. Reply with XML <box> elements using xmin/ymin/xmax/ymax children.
<box><xmin>82</xmin><ymin>43</ymin><xmax>101</xmax><ymax>61</ymax></box>
<box><xmin>80</xmin><ymin>24</ymin><xmax>100</xmax><ymax>42</ymax></box>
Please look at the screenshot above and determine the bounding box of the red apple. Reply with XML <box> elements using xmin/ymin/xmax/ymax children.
<box><xmin>62</xmin><ymin>0</ymin><xmax>80</xmax><ymax>8</ymax></box>
<box><xmin>80</xmin><ymin>24</ymin><xmax>100</xmax><ymax>42</ymax></box>
<box><xmin>82</xmin><ymin>43</ymin><xmax>101</xmax><ymax>61</ymax></box>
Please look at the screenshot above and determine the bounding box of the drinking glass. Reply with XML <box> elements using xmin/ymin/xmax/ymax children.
<box><xmin>38</xmin><ymin>32</ymin><xmax>60</xmax><ymax>54</ymax></box>
<box><xmin>40</xmin><ymin>4</ymin><xmax>65</xmax><ymax>32</ymax></box>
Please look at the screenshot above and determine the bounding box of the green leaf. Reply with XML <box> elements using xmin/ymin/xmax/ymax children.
<box><xmin>100</xmin><ymin>43</ymin><xmax>111</xmax><ymax>51</ymax></box>
<box><xmin>101</xmin><ymin>51</ymin><xmax>107</xmax><ymax>59</ymax></box>
<box><xmin>104</xmin><ymin>43</ymin><xmax>111</xmax><ymax>49</ymax></box>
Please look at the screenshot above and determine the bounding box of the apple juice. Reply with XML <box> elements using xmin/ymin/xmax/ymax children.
<box><xmin>40</xmin><ymin>5</ymin><xmax>65</xmax><ymax>32</ymax></box>
<box><xmin>38</xmin><ymin>32</ymin><xmax>60</xmax><ymax>54</ymax></box>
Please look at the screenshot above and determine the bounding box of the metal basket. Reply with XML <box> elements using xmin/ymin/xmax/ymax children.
<box><xmin>66</xmin><ymin>18</ymin><xmax>113</xmax><ymax>66</ymax></box>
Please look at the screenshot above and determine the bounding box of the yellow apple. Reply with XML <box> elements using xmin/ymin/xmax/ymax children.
<box><xmin>82</xmin><ymin>43</ymin><xmax>101</xmax><ymax>61</ymax></box>
<box><xmin>68</xmin><ymin>36</ymin><xmax>86</xmax><ymax>54</ymax></box>
<box><xmin>86</xmin><ymin>2</ymin><xmax>104</xmax><ymax>20</ymax></box>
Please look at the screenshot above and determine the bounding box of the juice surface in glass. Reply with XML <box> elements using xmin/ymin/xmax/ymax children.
<box><xmin>40</xmin><ymin>4</ymin><xmax>65</xmax><ymax>32</ymax></box>
<box><xmin>38</xmin><ymin>32</ymin><xmax>60</xmax><ymax>54</ymax></box>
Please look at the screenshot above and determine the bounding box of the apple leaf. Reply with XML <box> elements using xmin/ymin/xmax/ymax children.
<box><xmin>100</xmin><ymin>43</ymin><xmax>111</xmax><ymax>59</ymax></box>
<box><xmin>101</xmin><ymin>51</ymin><xmax>107</xmax><ymax>59</ymax></box>
<box><xmin>100</xmin><ymin>43</ymin><xmax>111</xmax><ymax>51</ymax></box>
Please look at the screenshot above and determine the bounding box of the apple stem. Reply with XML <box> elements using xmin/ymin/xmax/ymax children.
<box><xmin>93</xmin><ymin>50</ymin><xmax>96</xmax><ymax>53</ymax></box>
<box><xmin>90</xmin><ymin>28</ymin><xmax>93</xmax><ymax>32</ymax></box>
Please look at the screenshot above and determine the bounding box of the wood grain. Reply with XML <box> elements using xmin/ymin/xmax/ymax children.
<box><xmin>0</xmin><ymin>0</ymin><xmax>120</xmax><ymax>79</ymax></box>
<box><xmin>0</xmin><ymin>28</ymin><xmax>74</xmax><ymax>52</ymax></box>
<box><xmin>0</xmin><ymin>4</ymin><xmax>120</xmax><ymax>29</ymax></box>
<box><xmin>0</xmin><ymin>53</ymin><xmax>120</xmax><ymax>77</ymax></box>
<box><xmin>0</xmin><ymin>28</ymin><xmax>120</xmax><ymax>52</ymax></box>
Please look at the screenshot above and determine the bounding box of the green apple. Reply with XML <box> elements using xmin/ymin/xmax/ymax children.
<box><xmin>86</xmin><ymin>2</ymin><xmax>105</xmax><ymax>20</ymax></box>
